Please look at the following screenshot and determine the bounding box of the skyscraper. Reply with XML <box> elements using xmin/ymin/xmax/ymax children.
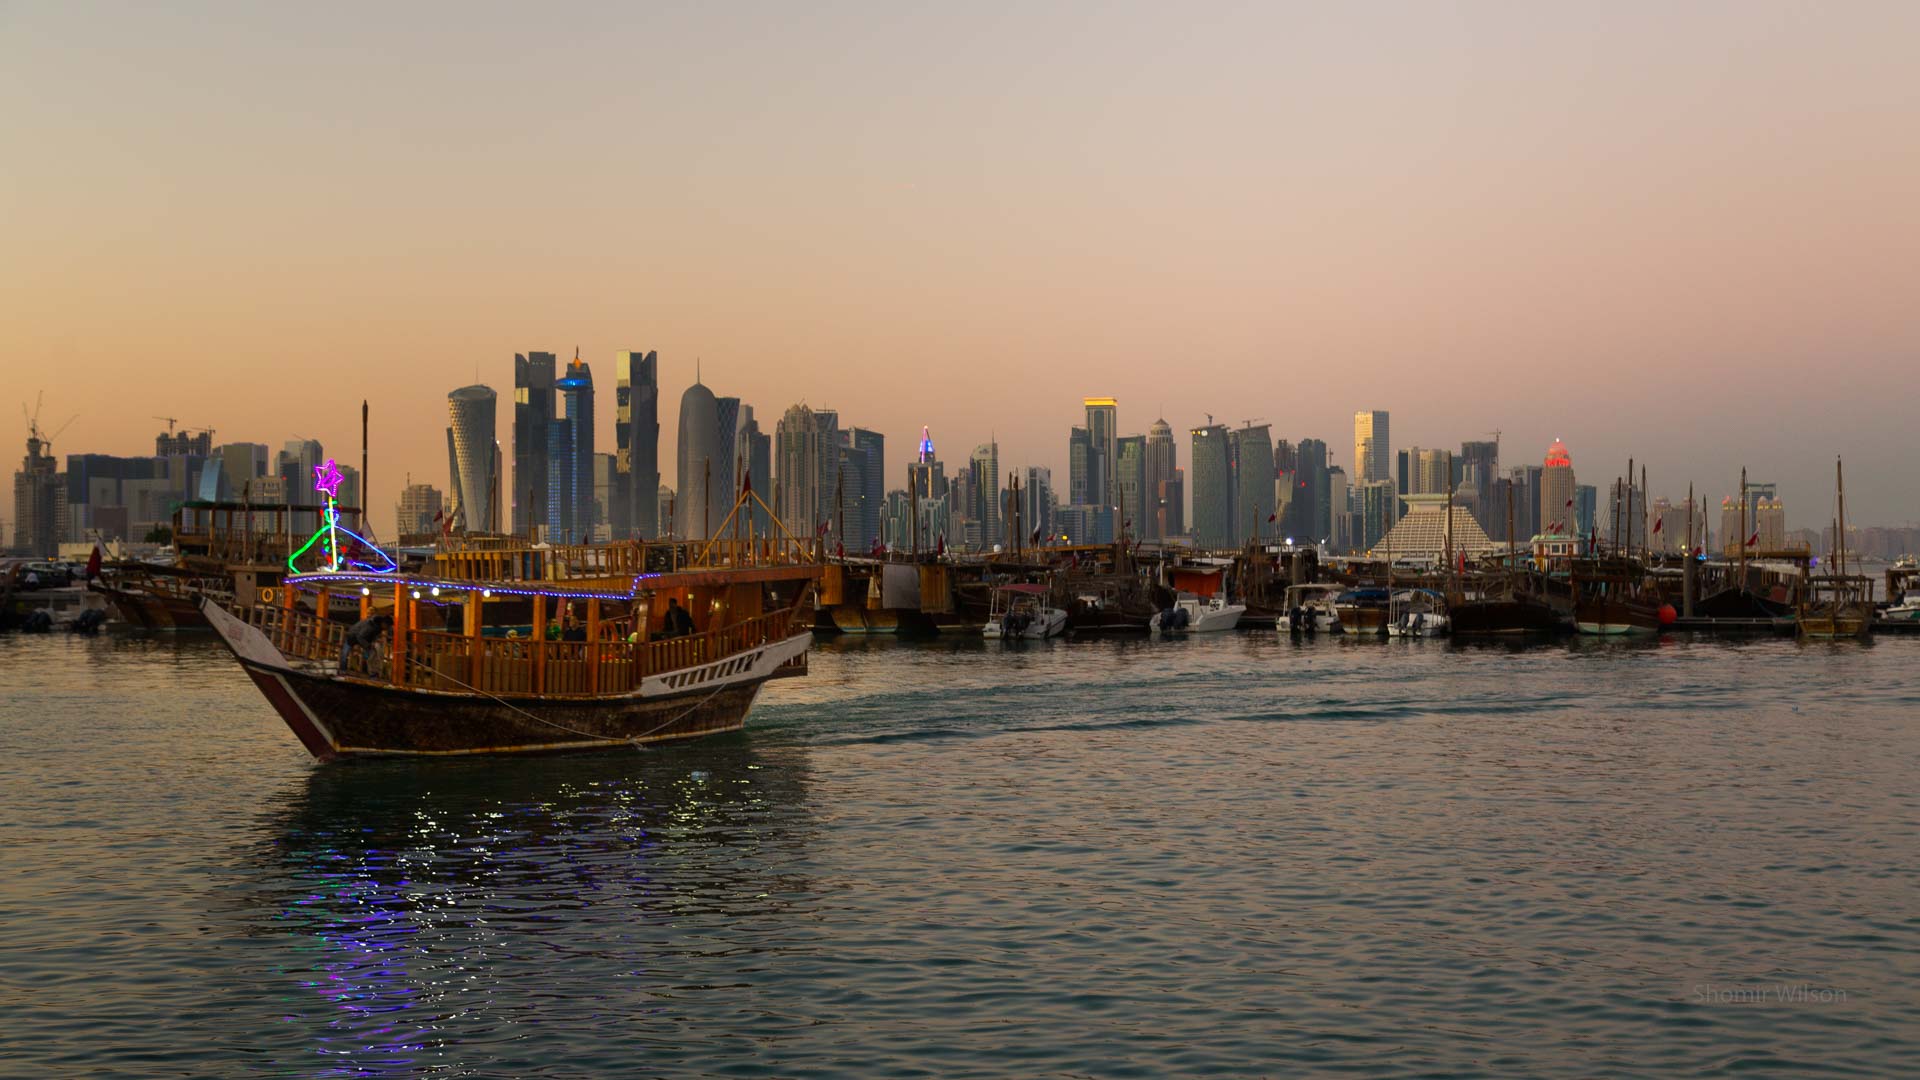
<box><xmin>1143</xmin><ymin>419</ymin><xmax>1177</xmax><ymax>541</ymax></box>
<box><xmin>1115</xmin><ymin>435</ymin><xmax>1144</xmax><ymax>538</ymax></box>
<box><xmin>551</xmin><ymin>352</ymin><xmax>595</xmax><ymax>543</ymax></box>
<box><xmin>1084</xmin><ymin>398</ymin><xmax>1117</xmax><ymax>541</ymax></box>
<box><xmin>1511</xmin><ymin>464</ymin><xmax>1544</xmax><ymax>539</ymax></box>
<box><xmin>713</xmin><ymin>395</ymin><xmax>741</xmax><ymax>511</ymax></box>
<box><xmin>1294</xmin><ymin>437</ymin><xmax>1330</xmax><ymax>543</ymax></box>
<box><xmin>513</xmin><ymin>351</ymin><xmax>555</xmax><ymax>536</ymax></box>
<box><xmin>396</xmin><ymin>482</ymin><xmax>444</xmax><ymax>537</ymax></box>
<box><xmin>1067</xmin><ymin>426</ymin><xmax>1091</xmax><ymax>507</ymax></box>
<box><xmin>676</xmin><ymin>380</ymin><xmax>722</xmax><ymax>540</ymax></box>
<box><xmin>1231</xmin><ymin>423</ymin><xmax>1275</xmax><ymax>541</ymax></box>
<box><xmin>1540</xmin><ymin>439</ymin><xmax>1575</xmax><ymax>535</ymax></box>
<box><xmin>1575</xmin><ymin>484</ymin><xmax>1598</xmax><ymax>547</ymax></box>
<box><xmin>591</xmin><ymin>453</ymin><xmax>617</xmax><ymax>542</ymax></box>
<box><xmin>446</xmin><ymin>384</ymin><xmax>498</xmax><ymax>533</ymax></box>
<box><xmin>11</xmin><ymin>424</ymin><xmax>64</xmax><ymax>555</ymax></box>
<box><xmin>1327</xmin><ymin>466</ymin><xmax>1351</xmax><ymax>550</ymax></box>
<box><xmin>1189</xmin><ymin>423</ymin><xmax>1233</xmax><ymax>548</ymax></box>
<box><xmin>735</xmin><ymin>404</ymin><xmax>773</xmax><ymax>536</ymax></box>
<box><xmin>1162</xmin><ymin>468</ymin><xmax>1184</xmax><ymax>540</ymax></box>
<box><xmin>1021</xmin><ymin>465</ymin><xmax>1053</xmax><ymax>545</ymax></box>
<box><xmin>775</xmin><ymin>404</ymin><xmax>830</xmax><ymax>540</ymax></box>
<box><xmin>1353</xmin><ymin>410</ymin><xmax>1390</xmax><ymax>485</ymax></box>
<box><xmin>840</xmin><ymin>427</ymin><xmax>884</xmax><ymax>553</ymax></box>
<box><xmin>813</xmin><ymin>409</ymin><xmax>841</xmax><ymax>541</ymax></box>
<box><xmin>1458</xmin><ymin>439</ymin><xmax>1500</xmax><ymax>533</ymax></box>
<box><xmin>616</xmin><ymin>350</ymin><xmax>660</xmax><ymax>539</ymax></box>
<box><xmin>907</xmin><ymin>427</ymin><xmax>947</xmax><ymax>501</ymax></box>
<box><xmin>968</xmin><ymin>441</ymin><xmax>1001</xmax><ymax>547</ymax></box>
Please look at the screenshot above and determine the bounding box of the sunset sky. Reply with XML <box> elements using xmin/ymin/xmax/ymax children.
<box><xmin>4</xmin><ymin>2</ymin><xmax>1916</xmax><ymax>537</ymax></box>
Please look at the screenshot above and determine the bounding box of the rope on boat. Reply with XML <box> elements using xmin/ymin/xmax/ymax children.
<box><xmin>427</xmin><ymin>669</ymin><xmax>735</xmax><ymax>750</ymax></box>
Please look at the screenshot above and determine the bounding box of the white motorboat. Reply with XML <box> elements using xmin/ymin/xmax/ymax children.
<box><xmin>983</xmin><ymin>584</ymin><xmax>1068</xmax><ymax>639</ymax></box>
<box><xmin>1881</xmin><ymin>592</ymin><xmax>1920</xmax><ymax>623</ymax></box>
<box><xmin>1151</xmin><ymin>592</ymin><xmax>1246</xmax><ymax>634</ymax></box>
<box><xmin>1278</xmin><ymin>583</ymin><xmax>1343</xmax><ymax>634</ymax></box>
<box><xmin>1386</xmin><ymin>589</ymin><xmax>1450</xmax><ymax>637</ymax></box>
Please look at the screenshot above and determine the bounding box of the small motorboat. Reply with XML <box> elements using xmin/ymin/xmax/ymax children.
<box><xmin>1882</xmin><ymin>595</ymin><xmax>1920</xmax><ymax>623</ymax></box>
<box><xmin>1386</xmin><ymin>589</ymin><xmax>1450</xmax><ymax>637</ymax></box>
<box><xmin>1151</xmin><ymin>592</ymin><xmax>1246</xmax><ymax>634</ymax></box>
<box><xmin>1278</xmin><ymin>583</ymin><xmax>1343</xmax><ymax>634</ymax></box>
<box><xmin>983</xmin><ymin>583</ymin><xmax>1068</xmax><ymax>640</ymax></box>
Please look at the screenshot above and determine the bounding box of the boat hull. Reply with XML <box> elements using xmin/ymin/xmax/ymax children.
<box><xmin>237</xmin><ymin>660</ymin><xmax>776</xmax><ymax>760</ymax></box>
<box><xmin>1449</xmin><ymin>599</ymin><xmax>1563</xmax><ymax>636</ymax></box>
<box><xmin>1574</xmin><ymin>596</ymin><xmax>1661</xmax><ymax>636</ymax></box>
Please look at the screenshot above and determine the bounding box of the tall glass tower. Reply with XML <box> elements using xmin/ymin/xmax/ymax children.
<box><xmin>513</xmin><ymin>352</ymin><xmax>555</xmax><ymax>536</ymax></box>
<box><xmin>554</xmin><ymin>353</ymin><xmax>595</xmax><ymax>543</ymax></box>
<box><xmin>446</xmin><ymin>385</ymin><xmax>498</xmax><ymax>533</ymax></box>
<box><xmin>616</xmin><ymin>350</ymin><xmax>659</xmax><ymax>538</ymax></box>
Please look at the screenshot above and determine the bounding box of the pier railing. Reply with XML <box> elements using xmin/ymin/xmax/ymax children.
<box><xmin>248</xmin><ymin>603</ymin><xmax>801</xmax><ymax>698</ymax></box>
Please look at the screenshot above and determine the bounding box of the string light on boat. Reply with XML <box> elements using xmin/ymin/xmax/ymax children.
<box><xmin>360</xmin><ymin>586</ymin><xmax>371</xmax><ymax>597</ymax></box>
<box><xmin>285</xmin><ymin>570</ymin><xmax>664</xmax><ymax>603</ymax></box>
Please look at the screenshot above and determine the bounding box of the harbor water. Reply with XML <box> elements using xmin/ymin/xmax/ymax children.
<box><xmin>1</xmin><ymin>631</ymin><xmax>1916</xmax><ymax>1077</ymax></box>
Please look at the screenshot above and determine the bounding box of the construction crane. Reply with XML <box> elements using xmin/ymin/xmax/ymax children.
<box><xmin>22</xmin><ymin>393</ymin><xmax>77</xmax><ymax>449</ymax></box>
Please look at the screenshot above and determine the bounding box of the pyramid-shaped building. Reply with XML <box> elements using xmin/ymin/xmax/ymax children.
<box><xmin>1366</xmin><ymin>494</ymin><xmax>1501</xmax><ymax>560</ymax></box>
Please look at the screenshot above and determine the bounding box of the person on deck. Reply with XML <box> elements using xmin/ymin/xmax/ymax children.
<box><xmin>338</xmin><ymin>613</ymin><xmax>393</xmax><ymax>674</ymax></box>
<box><xmin>664</xmin><ymin>597</ymin><xmax>696</xmax><ymax>638</ymax></box>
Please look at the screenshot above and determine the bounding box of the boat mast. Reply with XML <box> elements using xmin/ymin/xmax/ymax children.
<box><xmin>1837</xmin><ymin>456</ymin><xmax>1847</xmax><ymax>580</ymax></box>
<box><xmin>1640</xmin><ymin>464</ymin><xmax>1648</xmax><ymax>561</ymax></box>
<box><xmin>1506</xmin><ymin>480</ymin><xmax>1515</xmax><ymax>591</ymax></box>
<box><xmin>1739</xmin><ymin>467</ymin><xmax>1748</xmax><ymax>588</ymax></box>
<box><xmin>1445</xmin><ymin>451</ymin><xmax>1455</xmax><ymax>600</ymax></box>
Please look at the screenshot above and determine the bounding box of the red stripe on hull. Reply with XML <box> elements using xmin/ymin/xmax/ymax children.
<box><xmin>246</xmin><ymin>667</ymin><xmax>336</xmax><ymax>761</ymax></box>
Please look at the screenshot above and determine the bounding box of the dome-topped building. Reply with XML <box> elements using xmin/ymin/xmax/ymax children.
<box><xmin>1540</xmin><ymin>437</ymin><xmax>1576</xmax><ymax>536</ymax></box>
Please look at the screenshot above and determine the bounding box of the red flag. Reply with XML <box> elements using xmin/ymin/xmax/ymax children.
<box><xmin>936</xmin><ymin>534</ymin><xmax>945</xmax><ymax>556</ymax></box>
<box><xmin>1747</xmin><ymin>531</ymin><xmax>1759</xmax><ymax>547</ymax></box>
<box><xmin>1267</xmin><ymin>513</ymin><xmax>1277</xmax><ymax>523</ymax></box>
<box><xmin>1653</xmin><ymin>517</ymin><xmax>1664</xmax><ymax>534</ymax></box>
<box><xmin>741</xmin><ymin>468</ymin><xmax>752</xmax><ymax>494</ymax></box>
<box><xmin>84</xmin><ymin>545</ymin><xmax>102</xmax><ymax>580</ymax></box>
<box><xmin>1693</xmin><ymin>545</ymin><xmax>1704</xmax><ymax>556</ymax></box>
<box><xmin>835</xmin><ymin>541</ymin><xmax>844</xmax><ymax>558</ymax></box>
<box><xmin>817</xmin><ymin>521</ymin><xmax>830</xmax><ymax>536</ymax></box>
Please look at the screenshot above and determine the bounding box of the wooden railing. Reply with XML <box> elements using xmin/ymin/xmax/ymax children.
<box><xmin>250</xmin><ymin>602</ymin><xmax>803</xmax><ymax>698</ymax></box>
<box><xmin>245</xmin><ymin>603</ymin><xmax>347</xmax><ymax>662</ymax></box>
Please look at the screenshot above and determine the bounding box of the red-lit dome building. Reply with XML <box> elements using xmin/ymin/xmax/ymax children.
<box><xmin>1540</xmin><ymin>438</ymin><xmax>1576</xmax><ymax>536</ymax></box>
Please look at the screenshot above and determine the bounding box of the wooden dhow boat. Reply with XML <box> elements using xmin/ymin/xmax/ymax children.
<box><xmin>207</xmin><ymin>487</ymin><xmax>821</xmax><ymax>761</ymax></box>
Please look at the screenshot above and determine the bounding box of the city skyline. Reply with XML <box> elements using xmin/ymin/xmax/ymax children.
<box><xmin>6</xmin><ymin>4</ymin><xmax>1919</xmax><ymax>537</ymax></box>
<box><xmin>11</xmin><ymin>356</ymin><xmax>1913</xmax><ymax>545</ymax></box>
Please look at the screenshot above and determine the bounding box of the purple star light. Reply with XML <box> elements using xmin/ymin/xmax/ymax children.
<box><xmin>312</xmin><ymin>459</ymin><xmax>344</xmax><ymax>499</ymax></box>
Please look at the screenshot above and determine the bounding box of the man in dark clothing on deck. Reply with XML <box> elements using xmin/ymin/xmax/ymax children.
<box><xmin>663</xmin><ymin>597</ymin><xmax>696</xmax><ymax>638</ymax></box>
<box><xmin>338</xmin><ymin>613</ymin><xmax>393</xmax><ymax>673</ymax></box>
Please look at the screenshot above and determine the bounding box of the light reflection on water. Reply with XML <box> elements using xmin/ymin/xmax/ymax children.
<box><xmin>0</xmin><ymin>630</ymin><xmax>1916</xmax><ymax>1077</ymax></box>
